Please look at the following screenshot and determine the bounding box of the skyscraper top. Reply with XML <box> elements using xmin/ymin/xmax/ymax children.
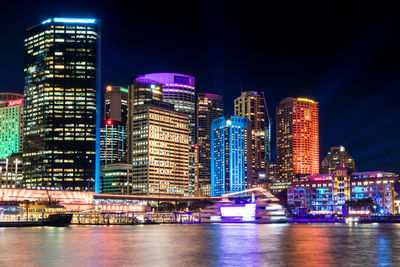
<box><xmin>139</xmin><ymin>73</ymin><xmax>195</xmax><ymax>87</ymax></box>
<box><xmin>41</xmin><ymin>18</ymin><xmax>97</xmax><ymax>24</ymax></box>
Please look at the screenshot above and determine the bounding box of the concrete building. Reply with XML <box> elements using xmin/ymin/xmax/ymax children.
<box><xmin>321</xmin><ymin>146</ymin><xmax>356</xmax><ymax>174</ymax></box>
<box><xmin>234</xmin><ymin>91</ymin><xmax>266</xmax><ymax>181</ymax></box>
<box><xmin>276</xmin><ymin>97</ymin><xmax>319</xmax><ymax>183</ymax></box>
<box><xmin>131</xmin><ymin>100</ymin><xmax>189</xmax><ymax>196</ymax></box>
<box><xmin>0</xmin><ymin>93</ymin><xmax>23</xmax><ymax>159</ymax></box>
<box><xmin>137</xmin><ymin>73</ymin><xmax>196</xmax><ymax>196</ymax></box>
<box><xmin>196</xmin><ymin>93</ymin><xmax>224</xmax><ymax>196</ymax></box>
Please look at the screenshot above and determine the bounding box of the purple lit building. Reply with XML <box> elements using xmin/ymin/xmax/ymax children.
<box><xmin>138</xmin><ymin>73</ymin><xmax>196</xmax><ymax>195</ymax></box>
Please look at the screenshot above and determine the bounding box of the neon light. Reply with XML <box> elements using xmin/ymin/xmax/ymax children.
<box><xmin>297</xmin><ymin>97</ymin><xmax>315</xmax><ymax>104</ymax></box>
<box><xmin>120</xmin><ymin>87</ymin><xmax>128</xmax><ymax>93</ymax></box>
<box><xmin>7</xmin><ymin>99</ymin><xmax>23</xmax><ymax>107</ymax></box>
<box><xmin>54</xmin><ymin>18</ymin><xmax>96</xmax><ymax>24</ymax></box>
<box><xmin>220</xmin><ymin>204</ymin><xmax>256</xmax><ymax>218</ymax></box>
<box><xmin>42</xmin><ymin>19</ymin><xmax>52</xmax><ymax>24</ymax></box>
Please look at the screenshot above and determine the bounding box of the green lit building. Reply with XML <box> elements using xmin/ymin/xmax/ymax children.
<box><xmin>0</xmin><ymin>93</ymin><xmax>24</xmax><ymax>159</ymax></box>
<box><xmin>23</xmin><ymin>18</ymin><xmax>100</xmax><ymax>190</ymax></box>
<box><xmin>102</xmin><ymin>163</ymin><xmax>133</xmax><ymax>194</ymax></box>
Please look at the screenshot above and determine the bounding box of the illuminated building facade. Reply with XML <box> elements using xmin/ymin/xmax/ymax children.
<box><xmin>127</xmin><ymin>77</ymin><xmax>163</xmax><ymax>163</ymax></box>
<box><xmin>351</xmin><ymin>171</ymin><xmax>398</xmax><ymax>214</ymax></box>
<box><xmin>100</xmin><ymin>120</ymin><xmax>126</xmax><ymax>166</ymax></box>
<box><xmin>102</xmin><ymin>163</ymin><xmax>133</xmax><ymax>194</ymax></box>
<box><xmin>100</xmin><ymin>85</ymin><xmax>128</xmax><ymax>165</ymax></box>
<box><xmin>276</xmin><ymin>97</ymin><xmax>319</xmax><ymax>182</ymax></box>
<box><xmin>131</xmin><ymin>101</ymin><xmax>189</xmax><ymax>196</ymax></box>
<box><xmin>23</xmin><ymin>18</ymin><xmax>100</xmax><ymax>191</ymax></box>
<box><xmin>234</xmin><ymin>91</ymin><xmax>266</xmax><ymax>181</ymax></box>
<box><xmin>211</xmin><ymin>116</ymin><xmax>251</xmax><ymax>197</ymax></box>
<box><xmin>287</xmin><ymin>165</ymin><xmax>349</xmax><ymax>214</ymax></box>
<box><xmin>0</xmin><ymin>153</ymin><xmax>23</xmax><ymax>188</ymax></box>
<box><xmin>321</xmin><ymin>146</ymin><xmax>356</xmax><ymax>174</ymax></box>
<box><xmin>196</xmin><ymin>93</ymin><xmax>224</xmax><ymax>196</ymax></box>
<box><xmin>288</xmin><ymin>168</ymin><xmax>398</xmax><ymax>215</ymax></box>
<box><xmin>0</xmin><ymin>94</ymin><xmax>24</xmax><ymax>159</ymax></box>
<box><xmin>138</xmin><ymin>73</ymin><xmax>196</xmax><ymax>196</ymax></box>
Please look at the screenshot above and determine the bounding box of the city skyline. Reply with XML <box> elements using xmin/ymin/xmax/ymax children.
<box><xmin>1</xmin><ymin>2</ymin><xmax>400</xmax><ymax>174</ymax></box>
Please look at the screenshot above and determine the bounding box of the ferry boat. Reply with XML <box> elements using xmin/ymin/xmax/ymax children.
<box><xmin>0</xmin><ymin>201</ymin><xmax>72</xmax><ymax>227</ymax></box>
<box><xmin>202</xmin><ymin>188</ymin><xmax>287</xmax><ymax>223</ymax></box>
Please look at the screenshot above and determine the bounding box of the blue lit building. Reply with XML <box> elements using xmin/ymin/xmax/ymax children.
<box><xmin>211</xmin><ymin>116</ymin><xmax>251</xmax><ymax>196</ymax></box>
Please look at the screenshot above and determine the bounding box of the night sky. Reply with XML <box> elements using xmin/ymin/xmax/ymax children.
<box><xmin>1</xmin><ymin>1</ymin><xmax>400</xmax><ymax>173</ymax></box>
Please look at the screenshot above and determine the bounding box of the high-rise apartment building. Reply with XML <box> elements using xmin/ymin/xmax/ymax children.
<box><xmin>0</xmin><ymin>93</ymin><xmax>24</xmax><ymax>159</ymax></box>
<box><xmin>234</xmin><ymin>91</ymin><xmax>266</xmax><ymax>180</ymax></box>
<box><xmin>196</xmin><ymin>93</ymin><xmax>224</xmax><ymax>196</ymax></box>
<box><xmin>23</xmin><ymin>18</ymin><xmax>100</xmax><ymax>191</ymax></box>
<box><xmin>211</xmin><ymin>116</ymin><xmax>251</xmax><ymax>197</ymax></box>
<box><xmin>321</xmin><ymin>146</ymin><xmax>356</xmax><ymax>174</ymax></box>
<box><xmin>127</xmin><ymin>77</ymin><xmax>163</xmax><ymax>163</ymax></box>
<box><xmin>276</xmin><ymin>97</ymin><xmax>319</xmax><ymax>182</ymax></box>
<box><xmin>131</xmin><ymin>101</ymin><xmax>189</xmax><ymax>196</ymax></box>
<box><xmin>137</xmin><ymin>73</ymin><xmax>196</xmax><ymax>195</ymax></box>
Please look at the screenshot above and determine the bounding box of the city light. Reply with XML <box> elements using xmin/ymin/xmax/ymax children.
<box><xmin>7</xmin><ymin>99</ymin><xmax>23</xmax><ymax>106</ymax></box>
<box><xmin>53</xmin><ymin>18</ymin><xmax>96</xmax><ymax>24</ymax></box>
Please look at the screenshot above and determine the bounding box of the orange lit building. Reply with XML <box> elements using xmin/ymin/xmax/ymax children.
<box><xmin>276</xmin><ymin>97</ymin><xmax>319</xmax><ymax>182</ymax></box>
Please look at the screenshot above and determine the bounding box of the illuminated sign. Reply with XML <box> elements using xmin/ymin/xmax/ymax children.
<box><xmin>54</xmin><ymin>18</ymin><xmax>96</xmax><ymax>24</ymax></box>
<box><xmin>220</xmin><ymin>204</ymin><xmax>256</xmax><ymax>219</ymax></box>
<box><xmin>7</xmin><ymin>99</ymin><xmax>23</xmax><ymax>107</ymax></box>
<box><xmin>297</xmin><ymin>98</ymin><xmax>315</xmax><ymax>104</ymax></box>
<box><xmin>120</xmin><ymin>87</ymin><xmax>128</xmax><ymax>93</ymax></box>
<box><xmin>42</xmin><ymin>19</ymin><xmax>51</xmax><ymax>24</ymax></box>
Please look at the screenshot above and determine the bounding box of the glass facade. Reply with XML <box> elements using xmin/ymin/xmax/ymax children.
<box><xmin>211</xmin><ymin>116</ymin><xmax>250</xmax><ymax>197</ymax></box>
<box><xmin>23</xmin><ymin>18</ymin><xmax>100</xmax><ymax>190</ymax></box>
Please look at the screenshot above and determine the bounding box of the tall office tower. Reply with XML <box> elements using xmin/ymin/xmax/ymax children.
<box><xmin>126</xmin><ymin>77</ymin><xmax>163</xmax><ymax>163</ymax></box>
<box><xmin>276</xmin><ymin>97</ymin><xmax>319</xmax><ymax>182</ymax></box>
<box><xmin>196</xmin><ymin>93</ymin><xmax>224</xmax><ymax>196</ymax></box>
<box><xmin>137</xmin><ymin>73</ymin><xmax>196</xmax><ymax>195</ymax></box>
<box><xmin>234</xmin><ymin>91</ymin><xmax>266</xmax><ymax>181</ymax></box>
<box><xmin>104</xmin><ymin>85</ymin><xmax>128</xmax><ymax>125</ymax></box>
<box><xmin>0</xmin><ymin>93</ymin><xmax>24</xmax><ymax>159</ymax></box>
<box><xmin>23</xmin><ymin>18</ymin><xmax>100</xmax><ymax>191</ymax></box>
<box><xmin>321</xmin><ymin>146</ymin><xmax>356</xmax><ymax>174</ymax></box>
<box><xmin>100</xmin><ymin>85</ymin><xmax>128</xmax><ymax>165</ymax></box>
<box><xmin>131</xmin><ymin>100</ymin><xmax>189</xmax><ymax>196</ymax></box>
<box><xmin>100</xmin><ymin>119</ymin><xmax>126</xmax><ymax>165</ymax></box>
<box><xmin>102</xmin><ymin>163</ymin><xmax>133</xmax><ymax>194</ymax></box>
<box><xmin>211</xmin><ymin>116</ymin><xmax>251</xmax><ymax>197</ymax></box>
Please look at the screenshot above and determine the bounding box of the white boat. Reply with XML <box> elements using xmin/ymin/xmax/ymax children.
<box><xmin>201</xmin><ymin>188</ymin><xmax>287</xmax><ymax>223</ymax></box>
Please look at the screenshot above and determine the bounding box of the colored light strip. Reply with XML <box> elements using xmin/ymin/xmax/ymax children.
<box><xmin>54</xmin><ymin>18</ymin><xmax>96</xmax><ymax>24</ymax></box>
<box><xmin>41</xmin><ymin>19</ymin><xmax>52</xmax><ymax>24</ymax></box>
<box><xmin>297</xmin><ymin>97</ymin><xmax>315</xmax><ymax>104</ymax></box>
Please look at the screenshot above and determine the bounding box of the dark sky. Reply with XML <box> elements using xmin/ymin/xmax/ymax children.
<box><xmin>1</xmin><ymin>1</ymin><xmax>400</xmax><ymax>173</ymax></box>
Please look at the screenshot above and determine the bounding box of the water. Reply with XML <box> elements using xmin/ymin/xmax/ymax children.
<box><xmin>1</xmin><ymin>224</ymin><xmax>400</xmax><ymax>266</ymax></box>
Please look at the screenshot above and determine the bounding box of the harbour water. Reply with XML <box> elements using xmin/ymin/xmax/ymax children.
<box><xmin>1</xmin><ymin>223</ymin><xmax>400</xmax><ymax>266</ymax></box>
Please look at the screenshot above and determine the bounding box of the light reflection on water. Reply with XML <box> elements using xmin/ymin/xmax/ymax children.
<box><xmin>0</xmin><ymin>224</ymin><xmax>400</xmax><ymax>266</ymax></box>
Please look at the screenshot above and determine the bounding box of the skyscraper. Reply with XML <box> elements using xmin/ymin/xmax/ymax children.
<box><xmin>196</xmin><ymin>93</ymin><xmax>224</xmax><ymax>196</ymax></box>
<box><xmin>211</xmin><ymin>116</ymin><xmax>251</xmax><ymax>197</ymax></box>
<box><xmin>131</xmin><ymin>101</ymin><xmax>189</xmax><ymax>196</ymax></box>
<box><xmin>100</xmin><ymin>85</ymin><xmax>128</xmax><ymax>165</ymax></box>
<box><xmin>126</xmin><ymin>77</ymin><xmax>163</xmax><ymax>163</ymax></box>
<box><xmin>321</xmin><ymin>146</ymin><xmax>356</xmax><ymax>174</ymax></box>
<box><xmin>137</xmin><ymin>73</ymin><xmax>196</xmax><ymax>195</ymax></box>
<box><xmin>276</xmin><ymin>97</ymin><xmax>319</xmax><ymax>181</ymax></box>
<box><xmin>234</xmin><ymin>91</ymin><xmax>266</xmax><ymax>180</ymax></box>
<box><xmin>0</xmin><ymin>93</ymin><xmax>23</xmax><ymax>159</ymax></box>
<box><xmin>23</xmin><ymin>18</ymin><xmax>100</xmax><ymax>191</ymax></box>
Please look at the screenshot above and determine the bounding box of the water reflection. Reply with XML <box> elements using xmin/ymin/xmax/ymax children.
<box><xmin>0</xmin><ymin>224</ymin><xmax>400</xmax><ymax>266</ymax></box>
